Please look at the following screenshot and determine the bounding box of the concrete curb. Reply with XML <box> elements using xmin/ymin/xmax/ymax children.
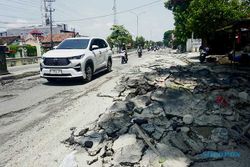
<box><xmin>0</xmin><ymin>71</ymin><xmax>40</xmax><ymax>82</ymax></box>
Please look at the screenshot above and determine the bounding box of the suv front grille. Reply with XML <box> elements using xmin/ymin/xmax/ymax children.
<box><xmin>44</xmin><ymin>58</ymin><xmax>70</xmax><ymax>66</ymax></box>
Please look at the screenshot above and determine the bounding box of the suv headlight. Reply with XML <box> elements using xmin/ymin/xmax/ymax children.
<box><xmin>69</xmin><ymin>54</ymin><xmax>85</xmax><ymax>60</ymax></box>
<box><xmin>40</xmin><ymin>57</ymin><xmax>45</xmax><ymax>63</ymax></box>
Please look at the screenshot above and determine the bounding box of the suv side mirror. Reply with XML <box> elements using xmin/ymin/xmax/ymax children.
<box><xmin>91</xmin><ymin>45</ymin><xmax>99</xmax><ymax>50</ymax></box>
<box><xmin>53</xmin><ymin>45</ymin><xmax>58</xmax><ymax>49</ymax></box>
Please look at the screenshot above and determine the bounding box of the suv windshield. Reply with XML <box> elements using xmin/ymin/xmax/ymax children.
<box><xmin>57</xmin><ymin>39</ymin><xmax>90</xmax><ymax>49</ymax></box>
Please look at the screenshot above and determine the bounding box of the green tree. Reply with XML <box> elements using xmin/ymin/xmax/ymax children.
<box><xmin>165</xmin><ymin>0</ymin><xmax>192</xmax><ymax>48</ymax></box>
<box><xmin>165</xmin><ymin>0</ymin><xmax>250</xmax><ymax>47</ymax></box>
<box><xmin>107</xmin><ymin>25</ymin><xmax>133</xmax><ymax>51</ymax></box>
<box><xmin>163</xmin><ymin>30</ymin><xmax>174</xmax><ymax>47</ymax></box>
<box><xmin>156</xmin><ymin>41</ymin><xmax>164</xmax><ymax>47</ymax></box>
<box><xmin>187</xmin><ymin>0</ymin><xmax>250</xmax><ymax>44</ymax></box>
<box><xmin>8</xmin><ymin>44</ymin><xmax>19</xmax><ymax>58</ymax></box>
<box><xmin>24</xmin><ymin>45</ymin><xmax>37</xmax><ymax>57</ymax></box>
<box><xmin>135</xmin><ymin>36</ymin><xmax>145</xmax><ymax>48</ymax></box>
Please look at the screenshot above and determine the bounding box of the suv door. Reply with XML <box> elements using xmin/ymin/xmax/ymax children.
<box><xmin>98</xmin><ymin>39</ymin><xmax>109</xmax><ymax>67</ymax></box>
<box><xmin>90</xmin><ymin>39</ymin><xmax>103</xmax><ymax>69</ymax></box>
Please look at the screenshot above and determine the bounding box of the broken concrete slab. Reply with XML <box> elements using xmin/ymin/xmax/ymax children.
<box><xmin>76</xmin><ymin>132</ymin><xmax>103</xmax><ymax>150</ymax></box>
<box><xmin>182</xmin><ymin>133</ymin><xmax>205</xmax><ymax>155</ymax></box>
<box><xmin>169</xmin><ymin>132</ymin><xmax>190</xmax><ymax>153</ymax></box>
<box><xmin>109</xmin><ymin>101</ymin><xmax>132</xmax><ymax>113</ymax></box>
<box><xmin>194</xmin><ymin>114</ymin><xmax>224</xmax><ymax>127</ymax></box>
<box><xmin>141</xmin><ymin>123</ymin><xmax>156</xmax><ymax>135</ymax></box>
<box><xmin>129</xmin><ymin>94</ymin><xmax>151</xmax><ymax>109</ymax></box>
<box><xmin>97</xmin><ymin>111</ymin><xmax>132</xmax><ymax>137</ymax></box>
<box><xmin>152</xmin><ymin>126</ymin><xmax>165</xmax><ymax>141</ymax></box>
<box><xmin>238</xmin><ymin>91</ymin><xmax>248</xmax><ymax>102</ymax></box>
<box><xmin>210</xmin><ymin>128</ymin><xmax>229</xmax><ymax>144</ymax></box>
<box><xmin>181</xmin><ymin>127</ymin><xmax>191</xmax><ymax>133</ymax></box>
<box><xmin>112</xmin><ymin>134</ymin><xmax>144</xmax><ymax>165</ymax></box>
<box><xmin>134</xmin><ymin>102</ymin><xmax>164</xmax><ymax>118</ymax></box>
<box><xmin>112</xmin><ymin>134</ymin><xmax>137</xmax><ymax>150</ymax></box>
<box><xmin>140</xmin><ymin>143</ymin><xmax>191</xmax><ymax>167</ymax></box>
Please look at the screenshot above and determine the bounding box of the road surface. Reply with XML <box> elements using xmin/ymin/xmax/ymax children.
<box><xmin>0</xmin><ymin>50</ymin><xmax>182</xmax><ymax>167</ymax></box>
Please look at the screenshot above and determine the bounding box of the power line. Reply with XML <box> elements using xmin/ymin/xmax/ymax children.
<box><xmin>0</xmin><ymin>20</ymin><xmax>40</xmax><ymax>25</ymax></box>
<box><xmin>2</xmin><ymin>0</ymin><xmax>40</xmax><ymax>5</ymax></box>
<box><xmin>55</xmin><ymin>0</ymin><xmax>162</xmax><ymax>23</ymax></box>
<box><xmin>0</xmin><ymin>0</ymin><xmax>162</xmax><ymax>27</ymax></box>
<box><xmin>8</xmin><ymin>0</ymin><xmax>40</xmax><ymax>5</ymax></box>
<box><xmin>54</xmin><ymin>7</ymin><xmax>80</xmax><ymax>20</ymax></box>
<box><xmin>56</xmin><ymin>1</ymin><xmax>83</xmax><ymax>19</ymax></box>
<box><xmin>0</xmin><ymin>14</ymin><xmax>39</xmax><ymax>20</ymax></box>
<box><xmin>0</xmin><ymin>2</ymin><xmax>39</xmax><ymax>11</ymax></box>
<box><xmin>1</xmin><ymin>0</ymin><xmax>40</xmax><ymax>9</ymax></box>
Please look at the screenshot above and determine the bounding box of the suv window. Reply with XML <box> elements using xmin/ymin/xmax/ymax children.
<box><xmin>57</xmin><ymin>39</ymin><xmax>90</xmax><ymax>49</ymax></box>
<box><xmin>99</xmin><ymin>39</ymin><xmax>108</xmax><ymax>48</ymax></box>
<box><xmin>90</xmin><ymin>39</ymin><xmax>108</xmax><ymax>50</ymax></box>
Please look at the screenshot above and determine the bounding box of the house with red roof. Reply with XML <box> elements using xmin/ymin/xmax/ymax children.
<box><xmin>41</xmin><ymin>32</ymin><xmax>77</xmax><ymax>50</ymax></box>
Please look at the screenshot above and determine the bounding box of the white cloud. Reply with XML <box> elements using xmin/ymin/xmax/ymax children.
<box><xmin>6</xmin><ymin>19</ymin><xmax>37</xmax><ymax>29</ymax></box>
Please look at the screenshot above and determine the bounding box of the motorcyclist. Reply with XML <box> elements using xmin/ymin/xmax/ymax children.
<box><xmin>137</xmin><ymin>45</ymin><xmax>142</xmax><ymax>58</ymax></box>
<box><xmin>199</xmin><ymin>45</ymin><xmax>209</xmax><ymax>63</ymax></box>
<box><xmin>121</xmin><ymin>44</ymin><xmax>128</xmax><ymax>64</ymax></box>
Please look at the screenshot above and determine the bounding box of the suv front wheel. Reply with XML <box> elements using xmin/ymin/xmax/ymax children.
<box><xmin>85</xmin><ymin>65</ymin><xmax>93</xmax><ymax>82</ymax></box>
<box><xmin>106</xmin><ymin>59</ymin><xmax>112</xmax><ymax>72</ymax></box>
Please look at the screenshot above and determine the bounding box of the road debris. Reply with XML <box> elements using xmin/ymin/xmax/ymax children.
<box><xmin>63</xmin><ymin>55</ymin><xmax>250</xmax><ymax>166</ymax></box>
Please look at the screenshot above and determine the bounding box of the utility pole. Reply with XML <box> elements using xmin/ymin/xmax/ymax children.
<box><xmin>42</xmin><ymin>0</ymin><xmax>49</xmax><ymax>26</ymax></box>
<box><xmin>46</xmin><ymin>0</ymin><xmax>55</xmax><ymax>49</ymax></box>
<box><xmin>41</xmin><ymin>0</ymin><xmax>44</xmax><ymax>26</ymax></box>
<box><xmin>130</xmin><ymin>11</ymin><xmax>145</xmax><ymax>38</ymax></box>
<box><xmin>150</xmin><ymin>29</ymin><xmax>152</xmax><ymax>41</ymax></box>
<box><xmin>112</xmin><ymin>0</ymin><xmax>117</xmax><ymax>25</ymax></box>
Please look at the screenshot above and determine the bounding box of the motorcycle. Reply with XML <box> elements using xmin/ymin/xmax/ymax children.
<box><xmin>199</xmin><ymin>47</ymin><xmax>209</xmax><ymax>63</ymax></box>
<box><xmin>138</xmin><ymin>51</ymin><xmax>142</xmax><ymax>58</ymax></box>
<box><xmin>137</xmin><ymin>47</ymin><xmax>143</xmax><ymax>58</ymax></box>
<box><xmin>121</xmin><ymin>51</ymin><xmax>128</xmax><ymax>64</ymax></box>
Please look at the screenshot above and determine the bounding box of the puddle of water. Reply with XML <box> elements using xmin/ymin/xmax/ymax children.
<box><xmin>192</xmin><ymin>126</ymin><xmax>215</xmax><ymax>138</ymax></box>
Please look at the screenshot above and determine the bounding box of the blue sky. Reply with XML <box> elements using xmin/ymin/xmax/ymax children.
<box><xmin>0</xmin><ymin>0</ymin><xmax>174</xmax><ymax>41</ymax></box>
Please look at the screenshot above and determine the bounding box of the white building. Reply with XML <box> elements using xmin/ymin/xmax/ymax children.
<box><xmin>0</xmin><ymin>24</ymin><xmax>68</xmax><ymax>37</ymax></box>
<box><xmin>186</xmin><ymin>39</ymin><xmax>202</xmax><ymax>52</ymax></box>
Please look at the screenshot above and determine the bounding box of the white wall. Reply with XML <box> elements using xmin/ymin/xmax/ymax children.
<box><xmin>186</xmin><ymin>39</ymin><xmax>202</xmax><ymax>52</ymax></box>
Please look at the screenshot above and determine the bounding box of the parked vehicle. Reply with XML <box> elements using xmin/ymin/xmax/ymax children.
<box><xmin>199</xmin><ymin>47</ymin><xmax>209</xmax><ymax>63</ymax></box>
<box><xmin>228</xmin><ymin>44</ymin><xmax>250</xmax><ymax>64</ymax></box>
<box><xmin>40</xmin><ymin>37</ymin><xmax>113</xmax><ymax>82</ymax></box>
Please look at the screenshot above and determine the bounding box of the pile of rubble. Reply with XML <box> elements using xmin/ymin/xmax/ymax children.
<box><xmin>64</xmin><ymin>59</ymin><xmax>250</xmax><ymax>167</ymax></box>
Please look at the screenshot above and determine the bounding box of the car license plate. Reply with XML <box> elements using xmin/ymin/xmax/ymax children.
<box><xmin>50</xmin><ymin>69</ymin><xmax>62</xmax><ymax>75</ymax></box>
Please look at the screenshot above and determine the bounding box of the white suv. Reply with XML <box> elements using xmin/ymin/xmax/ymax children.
<box><xmin>40</xmin><ymin>37</ymin><xmax>112</xmax><ymax>82</ymax></box>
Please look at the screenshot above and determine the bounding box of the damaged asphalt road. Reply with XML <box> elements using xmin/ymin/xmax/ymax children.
<box><xmin>0</xmin><ymin>50</ymin><xmax>184</xmax><ymax>167</ymax></box>
<box><xmin>63</xmin><ymin>51</ymin><xmax>250</xmax><ymax>167</ymax></box>
<box><xmin>1</xmin><ymin>50</ymin><xmax>250</xmax><ymax>167</ymax></box>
